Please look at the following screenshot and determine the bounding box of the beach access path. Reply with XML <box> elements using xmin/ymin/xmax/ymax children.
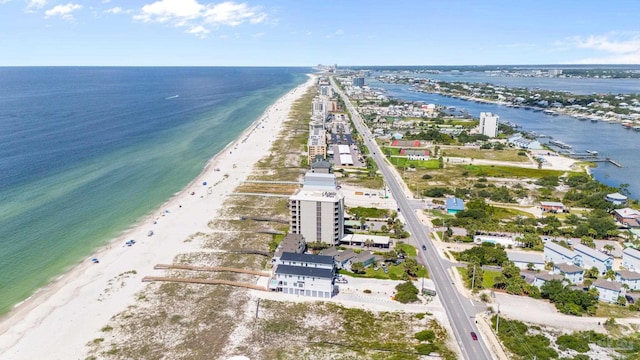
<box><xmin>0</xmin><ymin>76</ymin><xmax>316</xmax><ymax>360</ymax></box>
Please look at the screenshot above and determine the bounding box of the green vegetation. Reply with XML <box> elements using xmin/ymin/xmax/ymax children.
<box><xmin>461</xmin><ymin>164</ymin><xmax>568</xmax><ymax>179</ymax></box>
<box><xmin>540</xmin><ymin>280</ymin><xmax>598</xmax><ymax>315</ymax></box>
<box><xmin>348</xmin><ymin>206</ymin><xmax>390</xmax><ymax>219</ymax></box>
<box><xmin>442</xmin><ymin>147</ymin><xmax>529</xmax><ymax>162</ymax></box>
<box><xmin>394</xmin><ymin>281</ymin><xmax>419</xmax><ymax>304</ymax></box>
<box><xmin>454</xmin><ymin>243</ymin><xmax>508</xmax><ymax>266</ymax></box>
<box><xmin>492</xmin><ymin>316</ymin><xmax>558</xmax><ymax>360</ymax></box>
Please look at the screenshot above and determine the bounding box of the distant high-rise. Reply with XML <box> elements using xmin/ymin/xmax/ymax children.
<box><xmin>479</xmin><ymin>112</ymin><xmax>499</xmax><ymax>138</ymax></box>
<box><xmin>352</xmin><ymin>77</ymin><xmax>365</xmax><ymax>87</ymax></box>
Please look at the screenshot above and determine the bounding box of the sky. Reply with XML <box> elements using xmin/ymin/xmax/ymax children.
<box><xmin>1</xmin><ymin>0</ymin><xmax>640</xmax><ymax>66</ymax></box>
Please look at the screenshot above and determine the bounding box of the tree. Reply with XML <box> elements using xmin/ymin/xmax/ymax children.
<box><xmin>467</xmin><ymin>262</ymin><xmax>484</xmax><ymax>290</ymax></box>
<box><xmin>519</xmin><ymin>233</ymin><xmax>542</xmax><ymax>249</ymax></box>
<box><xmin>605</xmin><ymin>269</ymin><xmax>616</xmax><ymax>280</ymax></box>
<box><xmin>616</xmin><ymin>295</ymin><xmax>627</xmax><ymax>307</ymax></box>
<box><xmin>585</xmin><ymin>267</ymin><xmax>600</xmax><ymax>279</ymax></box>
<box><xmin>351</xmin><ymin>262</ymin><xmax>365</xmax><ymax>274</ymax></box>
<box><xmin>403</xmin><ymin>258</ymin><xmax>420</xmax><ymax>277</ymax></box>
<box><xmin>603</xmin><ymin>244</ymin><xmax>615</xmax><ymax>255</ymax></box>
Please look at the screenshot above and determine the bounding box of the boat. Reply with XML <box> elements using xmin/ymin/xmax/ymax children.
<box><xmin>586</xmin><ymin>150</ymin><xmax>598</xmax><ymax>156</ymax></box>
<box><xmin>148</xmin><ymin>230</ymin><xmax>154</xmax><ymax>237</ymax></box>
<box><xmin>591</xmin><ymin>119</ymin><xmax>598</xmax><ymax>123</ymax></box>
<box><xmin>633</xmin><ymin>126</ymin><xmax>640</xmax><ymax>132</ymax></box>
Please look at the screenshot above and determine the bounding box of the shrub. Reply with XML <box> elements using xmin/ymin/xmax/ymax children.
<box><xmin>556</xmin><ymin>334</ymin><xmax>590</xmax><ymax>353</ymax></box>
<box><xmin>414</xmin><ymin>343</ymin><xmax>437</xmax><ymax>355</ymax></box>
<box><xmin>421</xmin><ymin>174</ymin><xmax>433</xmax><ymax>180</ymax></box>
<box><xmin>363</xmin><ymin>289</ymin><xmax>372</xmax><ymax>294</ymax></box>
<box><xmin>415</xmin><ymin>329</ymin><xmax>436</xmax><ymax>342</ymax></box>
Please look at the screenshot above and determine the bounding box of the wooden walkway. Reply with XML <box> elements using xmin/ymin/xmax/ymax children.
<box><xmin>153</xmin><ymin>264</ymin><xmax>270</xmax><ymax>277</ymax></box>
<box><xmin>142</xmin><ymin>276</ymin><xmax>268</xmax><ymax>291</ymax></box>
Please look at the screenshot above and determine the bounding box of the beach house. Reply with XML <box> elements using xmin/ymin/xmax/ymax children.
<box><xmin>616</xmin><ymin>270</ymin><xmax>640</xmax><ymax>291</ymax></box>
<box><xmin>272</xmin><ymin>233</ymin><xmax>306</xmax><ymax>264</ymax></box>
<box><xmin>591</xmin><ymin>279</ymin><xmax>624</xmax><ymax>303</ymax></box>
<box><xmin>400</xmin><ymin>149</ymin><xmax>430</xmax><ymax>161</ymax></box>
<box><xmin>507</xmin><ymin>251</ymin><xmax>545</xmax><ymax>270</ymax></box>
<box><xmin>475</xmin><ymin>235</ymin><xmax>515</xmax><ymax>248</ymax></box>
<box><xmin>446</xmin><ymin>197</ymin><xmax>465</xmax><ymax>214</ymax></box>
<box><xmin>553</xmin><ymin>263</ymin><xmax>584</xmax><ymax>284</ymax></box>
<box><xmin>573</xmin><ymin>243</ymin><xmax>613</xmax><ymax>274</ymax></box>
<box><xmin>270</xmin><ymin>252</ymin><xmax>336</xmax><ymax>298</ymax></box>
<box><xmin>533</xmin><ymin>273</ymin><xmax>565</xmax><ymax>288</ymax></box>
<box><xmin>543</xmin><ymin>241</ymin><xmax>580</xmax><ymax>266</ymax></box>
<box><xmin>622</xmin><ymin>247</ymin><xmax>640</xmax><ymax>272</ymax></box>
<box><xmin>540</xmin><ymin>201</ymin><xmax>568</xmax><ymax>213</ymax></box>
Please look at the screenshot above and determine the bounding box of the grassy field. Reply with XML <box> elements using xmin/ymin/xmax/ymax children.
<box><xmin>390</xmin><ymin>157</ymin><xmax>441</xmax><ymax>170</ymax></box>
<box><xmin>441</xmin><ymin>147</ymin><xmax>529</xmax><ymax>162</ymax></box>
<box><xmin>460</xmin><ymin>164</ymin><xmax>569</xmax><ymax>178</ymax></box>
<box><xmin>455</xmin><ymin>267</ymin><xmax>501</xmax><ymax>289</ymax></box>
<box><xmin>492</xmin><ymin>206</ymin><xmax>536</xmax><ymax>219</ymax></box>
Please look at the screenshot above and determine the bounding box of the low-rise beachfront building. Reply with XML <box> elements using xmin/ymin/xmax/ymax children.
<box><xmin>311</xmin><ymin>159</ymin><xmax>333</xmax><ymax>174</ymax></box>
<box><xmin>574</xmin><ymin>244</ymin><xmax>613</xmax><ymax>274</ymax></box>
<box><xmin>475</xmin><ymin>235</ymin><xmax>515</xmax><ymax>248</ymax></box>
<box><xmin>446</xmin><ymin>197</ymin><xmax>465</xmax><ymax>214</ymax></box>
<box><xmin>606</xmin><ymin>192</ymin><xmax>628</xmax><ymax>206</ymax></box>
<box><xmin>349</xmin><ymin>251</ymin><xmax>377</xmax><ymax>269</ymax></box>
<box><xmin>591</xmin><ymin>279</ymin><xmax>624</xmax><ymax>303</ymax></box>
<box><xmin>533</xmin><ymin>273</ymin><xmax>565</xmax><ymax>288</ymax></box>
<box><xmin>544</xmin><ymin>241</ymin><xmax>580</xmax><ymax>266</ymax></box>
<box><xmin>319</xmin><ymin>247</ymin><xmax>356</xmax><ymax>269</ymax></box>
<box><xmin>290</xmin><ymin>171</ymin><xmax>345</xmax><ymax>246</ymax></box>
<box><xmin>616</xmin><ymin>270</ymin><xmax>640</xmax><ymax>291</ymax></box>
<box><xmin>622</xmin><ymin>247</ymin><xmax>640</xmax><ymax>272</ymax></box>
<box><xmin>540</xmin><ymin>201</ymin><xmax>568</xmax><ymax>213</ymax></box>
<box><xmin>507</xmin><ymin>251</ymin><xmax>545</xmax><ymax>270</ymax></box>
<box><xmin>272</xmin><ymin>234</ymin><xmax>306</xmax><ymax>264</ymax></box>
<box><xmin>613</xmin><ymin>208</ymin><xmax>640</xmax><ymax>228</ymax></box>
<box><xmin>507</xmin><ymin>134</ymin><xmax>542</xmax><ymax>150</ymax></box>
<box><xmin>270</xmin><ymin>252</ymin><xmax>336</xmax><ymax>298</ymax></box>
<box><xmin>554</xmin><ymin>263</ymin><xmax>585</xmax><ymax>284</ymax></box>
<box><xmin>340</xmin><ymin>234</ymin><xmax>391</xmax><ymax>249</ymax></box>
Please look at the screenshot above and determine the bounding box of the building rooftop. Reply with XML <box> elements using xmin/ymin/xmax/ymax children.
<box><xmin>607</xmin><ymin>192</ymin><xmax>628</xmax><ymax>201</ymax></box>
<box><xmin>535</xmin><ymin>273</ymin><xmax>565</xmax><ymax>282</ymax></box>
<box><xmin>341</xmin><ymin>234</ymin><xmax>391</xmax><ymax>246</ymax></box>
<box><xmin>614</xmin><ymin>208</ymin><xmax>640</xmax><ymax>218</ymax></box>
<box><xmin>507</xmin><ymin>251</ymin><xmax>544</xmax><ymax>264</ymax></box>
<box><xmin>616</xmin><ymin>269</ymin><xmax>640</xmax><ymax>280</ymax></box>
<box><xmin>573</xmin><ymin>243</ymin><xmax>612</xmax><ymax>262</ymax></box>
<box><xmin>280</xmin><ymin>252</ymin><xmax>335</xmax><ymax>265</ymax></box>
<box><xmin>318</xmin><ymin>247</ymin><xmax>339</xmax><ymax>257</ymax></box>
<box><xmin>592</xmin><ymin>279</ymin><xmax>622</xmax><ymax>292</ymax></box>
<box><xmin>554</xmin><ymin>263</ymin><xmax>584</xmax><ymax>274</ymax></box>
<box><xmin>334</xmin><ymin>249</ymin><xmax>357</xmax><ymax>263</ymax></box>
<box><xmin>446</xmin><ymin>197</ymin><xmax>465</xmax><ymax>211</ymax></box>
<box><xmin>623</xmin><ymin>247</ymin><xmax>640</xmax><ymax>260</ymax></box>
<box><xmin>275</xmin><ymin>265</ymin><xmax>334</xmax><ymax>279</ymax></box>
<box><xmin>540</xmin><ymin>201</ymin><xmax>565</xmax><ymax>207</ymax></box>
<box><xmin>544</xmin><ymin>241</ymin><xmax>576</xmax><ymax>259</ymax></box>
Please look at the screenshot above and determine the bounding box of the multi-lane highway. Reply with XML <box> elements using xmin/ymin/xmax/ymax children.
<box><xmin>331</xmin><ymin>78</ymin><xmax>494</xmax><ymax>360</ymax></box>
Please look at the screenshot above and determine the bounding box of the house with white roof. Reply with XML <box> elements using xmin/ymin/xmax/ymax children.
<box><xmin>616</xmin><ymin>270</ymin><xmax>640</xmax><ymax>291</ymax></box>
<box><xmin>606</xmin><ymin>192</ymin><xmax>628</xmax><ymax>206</ymax></box>
<box><xmin>613</xmin><ymin>208</ymin><xmax>640</xmax><ymax>228</ymax></box>
<box><xmin>507</xmin><ymin>251</ymin><xmax>544</xmax><ymax>270</ymax></box>
<box><xmin>544</xmin><ymin>241</ymin><xmax>580</xmax><ymax>266</ymax></box>
<box><xmin>591</xmin><ymin>279</ymin><xmax>624</xmax><ymax>303</ymax></box>
<box><xmin>554</xmin><ymin>263</ymin><xmax>584</xmax><ymax>284</ymax></box>
<box><xmin>622</xmin><ymin>247</ymin><xmax>640</xmax><ymax>272</ymax></box>
<box><xmin>573</xmin><ymin>243</ymin><xmax>613</xmax><ymax>274</ymax></box>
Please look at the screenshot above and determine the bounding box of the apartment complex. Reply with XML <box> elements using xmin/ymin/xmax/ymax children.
<box><xmin>479</xmin><ymin>112</ymin><xmax>499</xmax><ymax>138</ymax></box>
<box><xmin>290</xmin><ymin>171</ymin><xmax>345</xmax><ymax>245</ymax></box>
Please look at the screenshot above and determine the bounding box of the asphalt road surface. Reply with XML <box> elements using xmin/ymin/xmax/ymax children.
<box><xmin>332</xmin><ymin>78</ymin><xmax>494</xmax><ymax>360</ymax></box>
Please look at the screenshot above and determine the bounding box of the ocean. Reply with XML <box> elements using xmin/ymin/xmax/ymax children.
<box><xmin>368</xmin><ymin>77</ymin><xmax>640</xmax><ymax>200</ymax></box>
<box><xmin>0</xmin><ymin>67</ymin><xmax>309</xmax><ymax>315</ymax></box>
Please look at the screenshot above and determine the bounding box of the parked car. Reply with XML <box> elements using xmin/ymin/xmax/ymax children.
<box><xmin>335</xmin><ymin>278</ymin><xmax>348</xmax><ymax>284</ymax></box>
<box><xmin>470</xmin><ymin>332</ymin><xmax>478</xmax><ymax>341</ymax></box>
<box><xmin>422</xmin><ymin>244</ymin><xmax>427</xmax><ymax>250</ymax></box>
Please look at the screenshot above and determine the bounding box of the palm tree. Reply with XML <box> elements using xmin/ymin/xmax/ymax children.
<box><xmin>603</xmin><ymin>244</ymin><xmax>615</xmax><ymax>255</ymax></box>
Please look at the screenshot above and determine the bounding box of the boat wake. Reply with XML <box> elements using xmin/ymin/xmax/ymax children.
<box><xmin>165</xmin><ymin>95</ymin><xmax>179</xmax><ymax>100</ymax></box>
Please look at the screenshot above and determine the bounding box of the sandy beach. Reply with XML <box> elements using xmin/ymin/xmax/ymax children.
<box><xmin>0</xmin><ymin>76</ymin><xmax>316</xmax><ymax>360</ymax></box>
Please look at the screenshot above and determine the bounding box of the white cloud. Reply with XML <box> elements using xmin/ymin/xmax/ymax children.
<box><xmin>252</xmin><ymin>32</ymin><xmax>264</xmax><ymax>37</ymax></box>
<box><xmin>566</xmin><ymin>33</ymin><xmax>640</xmax><ymax>64</ymax></box>
<box><xmin>44</xmin><ymin>3</ymin><xmax>82</xmax><ymax>20</ymax></box>
<box><xmin>135</xmin><ymin>0</ymin><xmax>266</xmax><ymax>36</ymax></box>
<box><xmin>104</xmin><ymin>6</ymin><xmax>123</xmax><ymax>14</ymax></box>
<box><xmin>187</xmin><ymin>25</ymin><xmax>210</xmax><ymax>38</ymax></box>
<box><xmin>26</xmin><ymin>0</ymin><xmax>47</xmax><ymax>11</ymax></box>
<box><xmin>326</xmin><ymin>29</ymin><xmax>344</xmax><ymax>38</ymax></box>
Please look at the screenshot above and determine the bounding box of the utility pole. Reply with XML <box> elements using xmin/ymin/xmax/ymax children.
<box><xmin>442</xmin><ymin>220</ymin><xmax>446</xmax><ymax>242</ymax></box>
<box><xmin>495</xmin><ymin>304</ymin><xmax>500</xmax><ymax>333</ymax></box>
<box><xmin>471</xmin><ymin>264</ymin><xmax>477</xmax><ymax>290</ymax></box>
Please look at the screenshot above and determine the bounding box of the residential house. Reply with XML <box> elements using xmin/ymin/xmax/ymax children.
<box><xmin>622</xmin><ymin>247</ymin><xmax>640</xmax><ymax>272</ymax></box>
<box><xmin>476</xmin><ymin>235</ymin><xmax>515</xmax><ymax>248</ymax></box>
<box><xmin>591</xmin><ymin>279</ymin><xmax>624</xmax><ymax>303</ymax></box>
<box><xmin>606</xmin><ymin>192</ymin><xmax>628</xmax><ymax>206</ymax></box>
<box><xmin>533</xmin><ymin>273</ymin><xmax>565</xmax><ymax>288</ymax></box>
<box><xmin>340</xmin><ymin>234</ymin><xmax>391</xmax><ymax>249</ymax></box>
<box><xmin>311</xmin><ymin>159</ymin><xmax>333</xmax><ymax>174</ymax></box>
<box><xmin>446</xmin><ymin>197</ymin><xmax>465</xmax><ymax>214</ymax></box>
<box><xmin>613</xmin><ymin>208</ymin><xmax>640</xmax><ymax>228</ymax></box>
<box><xmin>616</xmin><ymin>270</ymin><xmax>640</xmax><ymax>291</ymax></box>
<box><xmin>554</xmin><ymin>263</ymin><xmax>585</xmax><ymax>284</ymax></box>
<box><xmin>270</xmin><ymin>252</ymin><xmax>336</xmax><ymax>298</ymax></box>
<box><xmin>540</xmin><ymin>201</ymin><xmax>568</xmax><ymax>213</ymax></box>
<box><xmin>319</xmin><ymin>247</ymin><xmax>356</xmax><ymax>269</ymax></box>
<box><xmin>543</xmin><ymin>241</ymin><xmax>580</xmax><ymax>266</ymax></box>
<box><xmin>573</xmin><ymin>244</ymin><xmax>613</xmax><ymax>274</ymax></box>
<box><xmin>272</xmin><ymin>234</ymin><xmax>306</xmax><ymax>264</ymax></box>
<box><xmin>350</xmin><ymin>251</ymin><xmax>377</xmax><ymax>269</ymax></box>
<box><xmin>507</xmin><ymin>251</ymin><xmax>545</xmax><ymax>270</ymax></box>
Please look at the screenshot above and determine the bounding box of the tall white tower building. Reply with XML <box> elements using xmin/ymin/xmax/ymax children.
<box><xmin>479</xmin><ymin>112</ymin><xmax>499</xmax><ymax>138</ymax></box>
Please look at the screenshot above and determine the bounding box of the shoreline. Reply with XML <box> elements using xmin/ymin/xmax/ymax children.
<box><xmin>0</xmin><ymin>75</ymin><xmax>316</xmax><ymax>359</ymax></box>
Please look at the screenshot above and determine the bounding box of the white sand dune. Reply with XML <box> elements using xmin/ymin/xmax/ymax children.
<box><xmin>0</xmin><ymin>76</ymin><xmax>316</xmax><ymax>360</ymax></box>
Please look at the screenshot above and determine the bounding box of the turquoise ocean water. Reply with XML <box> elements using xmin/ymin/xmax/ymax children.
<box><xmin>0</xmin><ymin>67</ymin><xmax>309</xmax><ymax>315</ymax></box>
